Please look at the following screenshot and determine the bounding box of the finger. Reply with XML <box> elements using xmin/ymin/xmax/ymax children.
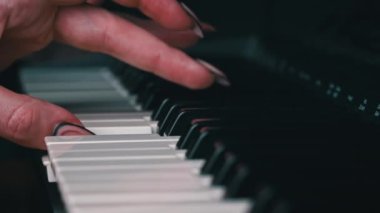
<box><xmin>119</xmin><ymin>13</ymin><xmax>199</xmax><ymax>48</ymax></box>
<box><xmin>0</xmin><ymin>87</ymin><xmax>90</xmax><ymax>150</ymax></box>
<box><xmin>54</xmin><ymin>6</ymin><xmax>214</xmax><ymax>89</ymax></box>
<box><xmin>114</xmin><ymin>0</ymin><xmax>194</xmax><ymax>30</ymax></box>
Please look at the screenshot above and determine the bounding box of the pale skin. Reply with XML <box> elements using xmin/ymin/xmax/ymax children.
<box><xmin>0</xmin><ymin>0</ymin><xmax>215</xmax><ymax>149</ymax></box>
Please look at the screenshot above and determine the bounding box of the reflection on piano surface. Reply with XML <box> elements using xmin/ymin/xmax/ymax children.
<box><xmin>2</xmin><ymin>0</ymin><xmax>380</xmax><ymax>212</ymax></box>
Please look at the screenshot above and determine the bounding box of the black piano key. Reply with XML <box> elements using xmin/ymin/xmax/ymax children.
<box><xmin>225</xmin><ymin>165</ymin><xmax>251</xmax><ymax>198</ymax></box>
<box><xmin>251</xmin><ymin>185</ymin><xmax>288</xmax><ymax>213</ymax></box>
<box><xmin>158</xmin><ymin>101</ymin><xmax>217</xmax><ymax>135</ymax></box>
<box><xmin>138</xmin><ymin>83</ymin><xmax>185</xmax><ymax>110</ymax></box>
<box><xmin>121</xmin><ymin>68</ymin><xmax>154</xmax><ymax>93</ymax></box>
<box><xmin>201</xmin><ymin>142</ymin><xmax>226</xmax><ymax>175</ymax></box>
<box><xmin>177</xmin><ymin>119</ymin><xmax>222</xmax><ymax>149</ymax></box>
<box><xmin>186</xmin><ymin>127</ymin><xmax>228</xmax><ymax>159</ymax></box>
<box><xmin>151</xmin><ymin>98</ymin><xmax>173</xmax><ymax>121</ymax></box>
<box><xmin>166</xmin><ymin>108</ymin><xmax>221</xmax><ymax>136</ymax></box>
<box><xmin>212</xmin><ymin>152</ymin><xmax>238</xmax><ymax>186</ymax></box>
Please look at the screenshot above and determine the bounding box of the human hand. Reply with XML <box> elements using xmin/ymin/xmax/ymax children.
<box><xmin>0</xmin><ymin>0</ymin><xmax>227</xmax><ymax>149</ymax></box>
<box><xmin>0</xmin><ymin>0</ymin><xmax>220</xmax><ymax>88</ymax></box>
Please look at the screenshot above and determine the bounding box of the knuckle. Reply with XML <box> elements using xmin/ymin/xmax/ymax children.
<box><xmin>6</xmin><ymin>101</ymin><xmax>38</xmax><ymax>140</ymax></box>
<box><xmin>148</xmin><ymin>51</ymin><xmax>164</xmax><ymax>74</ymax></box>
<box><xmin>100</xmin><ymin>28</ymin><xmax>111</xmax><ymax>51</ymax></box>
<box><xmin>89</xmin><ymin>11</ymin><xmax>112</xmax><ymax>52</ymax></box>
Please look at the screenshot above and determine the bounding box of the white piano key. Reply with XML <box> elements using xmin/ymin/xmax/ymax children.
<box><xmin>64</xmin><ymin>179</ymin><xmax>210</xmax><ymax>193</ymax></box>
<box><xmin>59</xmin><ymin>177</ymin><xmax>213</xmax><ymax>196</ymax></box>
<box><xmin>42</xmin><ymin>156</ymin><xmax>56</xmax><ymax>183</ymax></box>
<box><xmin>64</xmin><ymin>101</ymin><xmax>139</xmax><ymax>113</ymax></box>
<box><xmin>46</xmin><ymin>135</ymin><xmax>179</xmax><ymax>155</ymax></box>
<box><xmin>65</xmin><ymin>189</ymin><xmax>224</xmax><ymax>205</ymax></box>
<box><xmin>47</xmin><ymin>141</ymin><xmax>176</xmax><ymax>154</ymax></box>
<box><xmin>58</xmin><ymin>165</ymin><xmax>200</xmax><ymax>177</ymax></box>
<box><xmin>69</xmin><ymin>201</ymin><xmax>252</xmax><ymax>213</ymax></box>
<box><xmin>76</xmin><ymin>112</ymin><xmax>151</xmax><ymax>122</ymax></box>
<box><xmin>84</xmin><ymin>121</ymin><xmax>156</xmax><ymax>135</ymax></box>
<box><xmin>59</xmin><ymin>171</ymin><xmax>206</xmax><ymax>183</ymax></box>
<box><xmin>50</xmin><ymin>148</ymin><xmax>185</xmax><ymax>159</ymax></box>
<box><xmin>53</xmin><ymin>155</ymin><xmax>178</xmax><ymax>163</ymax></box>
<box><xmin>20</xmin><ymin>67</ymin><xmax>111</xmax><ymax>82</ymax></box>
<box><xmin>45</xmin><ymin>134</ymin><xmax>179</xmax><ymax>145</ymax></box>
<box><xmin>23</xmin><ymin>81</ymin><xmax>115</xmax><ymax>92</ymax></box>
<box><xmin>57</xmin><ymin>167</ymin><xmax>204</xmax><ymax>185</ymax></box>
<box><xmin>29</xmin><ymin>90</ymin><xmax>128</xmax><ymax>104</ymax></box>
<box><xmin>54</xmin><ymin>158</ymin><xmax>204</xmax><ymax>172</ymax></box>
<box><xmin>49</xmin><ymin>146</ymin><xmax>168</xmax><ymax>154</ymax></box>
<box><xmin>55</xmin><ymin>160</ymin><xmax>205</xmax><ymax>172</ymax></box>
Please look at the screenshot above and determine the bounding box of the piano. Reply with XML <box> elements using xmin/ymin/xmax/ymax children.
<box><xmin>0</xmin><ymin>0</ymin><xmax>379</xmax><ymax>212</ymax></box>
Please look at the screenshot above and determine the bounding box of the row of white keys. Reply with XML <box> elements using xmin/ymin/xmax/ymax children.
<box><xmin>20</xmin><ymin>67</ymin><xmax>139</xmax><ymax>111</ymax></box>
<box><xmin>45</xmin><ymin>133</ymin><xmax>252</xmax><ymax>213</ymax></box>
<box><xmin>20</xmin><ymin>67</ymin><xmax>110</xmax><ymax>85</ymax></box>
<box><xmin>30</xmin><ymin>67</ymin><xmax>252</xmax><ymax>212</ymax></box>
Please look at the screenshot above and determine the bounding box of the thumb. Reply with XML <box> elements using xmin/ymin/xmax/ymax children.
<box><xmin>0</xmin><ymin>86</ymin><xmax>89</xmax><ymax>150</ymax></box>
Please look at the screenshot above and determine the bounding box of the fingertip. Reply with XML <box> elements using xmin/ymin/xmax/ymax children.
<box><xmin>201</xmin><ymin>23</ymin><xmax>217</xmax><ymax>32</ymax></box>
<box><xmin>181</xmin><ymin>63</ymin><xmax>216</xmax><ymax>90</ymax></box>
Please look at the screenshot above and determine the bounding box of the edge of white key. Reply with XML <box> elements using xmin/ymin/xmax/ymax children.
<box><xmin>45</xmin><ymin>134</ymin><xmax>179</xmax><ymax>145</ymax></box>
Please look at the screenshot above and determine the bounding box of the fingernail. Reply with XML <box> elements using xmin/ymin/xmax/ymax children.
<box><xmin>179</xmin><ymin>2</ymin><xmax>204</xmax><ymax>38</ymax></box>
<box><xmin>197</xmin><ymin>59</ymin><xmax>231</xmax><ymax>87</ymax></box>
<box><xmin>201</xmin><ymin>23</ymin><xmax>217</xmax><ymax>32</ymax></box>
<box><xmin>52</xmin><ymin>122</ymin><xmax>95</xmax><ymax>136</ymax></box>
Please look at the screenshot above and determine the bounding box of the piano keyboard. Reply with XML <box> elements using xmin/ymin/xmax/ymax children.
<box><xmin>20</xmin><ymin>66</ymin><xmax>252</xmax><ymax>213</ymax></box>
<box><xmin>20</xmin><ymin>63</ymin><xmax>379</xmax><ymax>213</ymax></box>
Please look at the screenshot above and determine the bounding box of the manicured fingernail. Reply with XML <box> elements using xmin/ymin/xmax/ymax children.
<box><xmin>197</xmin><ymin>59</ymin><xmax>231</xmax><ymax>87</ymax></box>
<box><xmin>179</xmin><ymin>2</ymin><xmax>204</xmax><ymax>38</ymax></box>
<box><xmin>52</xmin><ymin>122</ymin><xmax>95</xmax><ymax>136</ymax></box>
<box><xmin>201</xmin><ymin>23</ymin><xmax>217</xmax><ymax>32</ymax></box>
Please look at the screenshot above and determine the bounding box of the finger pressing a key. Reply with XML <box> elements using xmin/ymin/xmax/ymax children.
<box><xmin>0</xmin><ymin>86</ymin><xmax>92</xmax><ymax>150</ymax></box>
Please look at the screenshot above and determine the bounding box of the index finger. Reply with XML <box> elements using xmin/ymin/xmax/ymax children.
<box><xmin>54</xmin><ymin>6</ymin><xmax>214</xmax><ymax>89</ymax></box>
<box><xmin>114</xmin><ymin>0</ymin><xmax>195</xmax><ymax>30</ymax></box>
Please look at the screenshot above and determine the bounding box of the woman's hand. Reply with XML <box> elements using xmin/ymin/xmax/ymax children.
<box><xmin>0</xmin><ymin>0</ymin><xmax>219</xmax><ymax>149</ymax></box>
<box><xmin>0</xmin><ymin>0</ymin><xmax>215</xmax><ymax>88</ymax></box>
